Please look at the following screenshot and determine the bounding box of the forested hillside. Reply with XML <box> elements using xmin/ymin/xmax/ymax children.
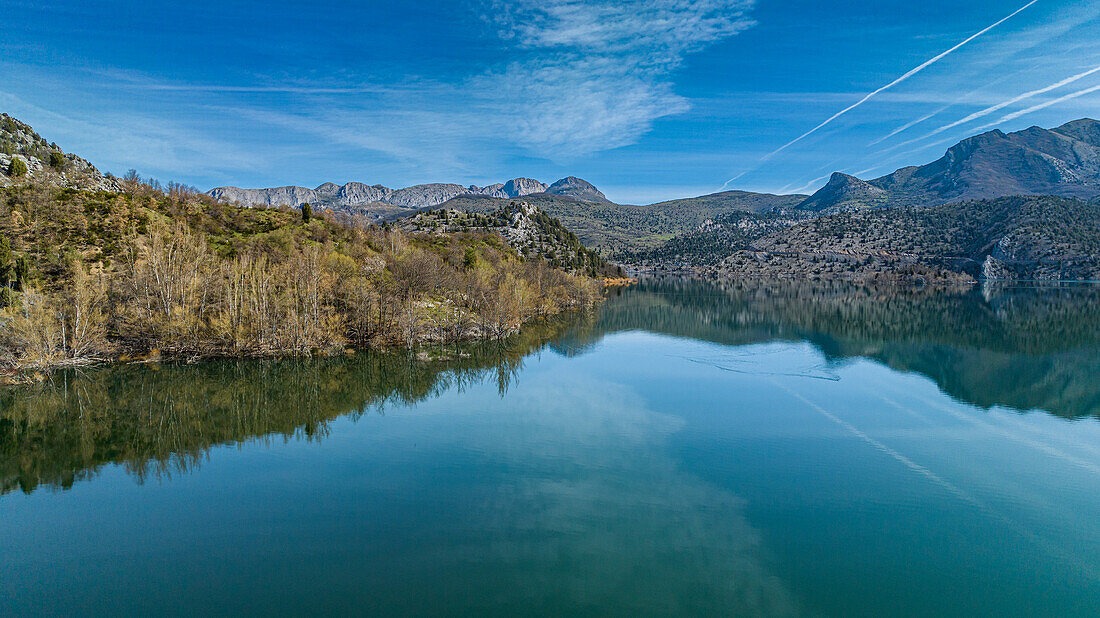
<box><xmin>0</xmin><ymin>179</ymin><xmax>601</xmax><ymax>372</ymax></box>
<box><xmin>712</xmin><ymin>196</ymin><xmax>1100</xmax><ymax>283</ymax></box>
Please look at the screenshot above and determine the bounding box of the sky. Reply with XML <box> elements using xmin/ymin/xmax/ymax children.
<box><xmin>2</xmin><ymin>0</ymin><xmax>1100</xmax><ymax>204</ymax></box>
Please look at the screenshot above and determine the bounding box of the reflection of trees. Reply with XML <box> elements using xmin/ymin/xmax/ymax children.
<box><xmin>0</xmin><ymin>314</ymin><xmax>591</xmax><ymax>496</ymax></box>
<box><xmin>590</xmin><ymin>279</ymin><xmax>1100</xmax><ymax>419</ymax></box>
<box><xmin>5</xmin><ymin>278</ymin><xmax>1098</xmax><ymax>496</ymax></box>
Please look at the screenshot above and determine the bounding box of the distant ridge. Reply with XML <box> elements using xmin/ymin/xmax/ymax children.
<box><xmin>801</xmin><ymin>118</ymin><xmax>1100</xmax><ymax>211</ymax></box>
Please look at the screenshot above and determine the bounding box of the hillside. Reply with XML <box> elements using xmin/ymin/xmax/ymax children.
<box><xmin>439</xmin><ymin>190</ymin><xmax>805</xmax><ymax>254</ymax></box>
<box><xmin>0</xmin><ymin>114</ymin><xmax>604</xmax><ymax>371</ymax></box>
<box><xmin>624</xmin><ymin>210</ymin><xmax>816</xmax><ymax>268</ymax></box>
<box><xmin>543</xmin><ymin>176</ymin><xmax>610</xmax><ymax>203</ymax></box>
<box><xmin>0</xmin><ymin>114</ymin><xmax>119</xmax><ymax>192</ymax></box>
<box><xmin>799</xmin><ymin>173</ymin><xmax>887</xmax><ymax>211</ymax></box>
<box><xmin>803</xmin><ymin>119</ymin><xmax>1100</xmax><ymax>211</ymax></box>
<box><xmin>399</xmin><ymin>202</ymin><xmax>619</xmax><ymax>277</ymax></box>
<box><xmin>710</xmin><ymin>195</ymin><xmax>1100</xmax><ymax>283</ymax></box>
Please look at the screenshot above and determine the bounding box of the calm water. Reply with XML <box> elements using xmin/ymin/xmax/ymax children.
<box><xmin>3</xmin><ymin>280</ymin><xmax>1100</xmax><ymax>616</ymax></box>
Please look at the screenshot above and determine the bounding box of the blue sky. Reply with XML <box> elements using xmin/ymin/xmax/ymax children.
<box><xmin>2</xmin><ymin>0</ymin><xmax>1099</xmax><ymax>203</ymax></box>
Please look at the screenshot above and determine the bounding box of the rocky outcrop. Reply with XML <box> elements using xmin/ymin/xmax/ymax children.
<box><xmin>501</xmin><ymin>177</ymin><xmax>547</xmax><ymax>197</ymax></box>
<box><xmin>0</xmin><ymin>113</ymin><xmax>120</xmax><ymax>192</ymax></box>
<box><xmin>398</xmin><ymin>201</ymin><xmax>614</xmax><ymax>275</ymax></box>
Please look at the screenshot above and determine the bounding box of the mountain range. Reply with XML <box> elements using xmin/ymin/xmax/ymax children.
<box><xmin>207</xmin><ymin>175</ymin><xmax>609</xmax><ymax>217</ymax></box>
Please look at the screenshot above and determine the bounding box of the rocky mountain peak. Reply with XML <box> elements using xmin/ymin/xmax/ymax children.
<box><xmin>799</xmin><ymin>172</ymin><xmax>887</xmax><ymax>211</ymax></box>
<box><xmin>801</xmin><ymin>118</ymin><xmax>1100</xmax><ymax>211</ymax></box>
<box><xmin>502</xmin><ymin>177</ymin><xmax>547</xmax><ymax>197</ymax></box>
<box><xmin>545</xmin><ymin>176</ymin><xmax>610</xmax><ymax>203</ymax></box>
<box><xmin>206</xmin><ymin>174</ymin><xmax>607</xmax><ymax>218</ymax></box>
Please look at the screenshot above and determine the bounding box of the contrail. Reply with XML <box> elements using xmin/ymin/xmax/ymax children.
<box><xmin>927</xmin><ymin>63</ymin><xmax>1100</xmax><ymax>137</ymax></box>
<box><xmin>976</xmin><ymin>82</ymin><xmax>1100</xmax><ymax>129</ymax></box>
<box><xmin>867</xmin><ymin>107</ymin><xmax>946</xmax><ymax>146</ymax></box>
<box><xmin>763</xmin><ymin>0</ymin><xmax>1038</xmax><ymax>159</ymax></box>
<box><xmin>719</xmin><ymin>0</ymin><xmax>1038</xmax><ymax>192</ymax></box>
<box><xmin>787</xmin><ymin>172</ymin><xmax>837</xmax><ymax>195</ymax></box>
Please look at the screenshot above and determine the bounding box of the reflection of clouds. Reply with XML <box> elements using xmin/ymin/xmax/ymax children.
<box><xmin>399</xmin><ymin>375</ymin><xmax>800</xmax><ymax>615</ymax></box>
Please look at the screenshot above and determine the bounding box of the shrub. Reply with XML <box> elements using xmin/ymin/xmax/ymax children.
<box><xmin>48</xmin><ymin>151</ymin><xmax>66</xmax><ymax>170</ymax></box>
<box><xmin>7</xmin><ymin>157</ymin><xmax>27</xmax><ymax>177</ymax></box>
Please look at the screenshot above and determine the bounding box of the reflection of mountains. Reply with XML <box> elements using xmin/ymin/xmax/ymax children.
<box><xmin>590</xmin><ymin>279</ymin><xmax>1100</xmax><ymax>419</ymax></box>
<box><xmin>0</xmin><ymin>317</ymin><xmax>590</xmax><ymax>496</ymax></box>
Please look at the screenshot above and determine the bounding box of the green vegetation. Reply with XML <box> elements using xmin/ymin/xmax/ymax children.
<box><xmin>624</xmin><ymin>210</ymin><xmax>814</xmax><ymax>267</ymax></box>
<box><xmin>7</xmin><ymin>157</ymin><xmax>27</xmax><ymax>178</ymax></box>
<box><xmin>48</xmin><ymin>151</ymin><xmax>65</xmax><ymax>171</ymax></box>
<box><xmin>718</xmin><ymin>195</ymin><xmax>1100</xmax><ymax>282</ymax></box>
<box><xmin>301</xmin><ymin>202</ymin><xmax>312</xmax><ymax>222</ymax></box>
<box><xmin>0</xmin><ymin>179</ymin><xmax>601</xmax><ymax>371</ymax></box>
<box><xmin>1</xmin><ymin>114</ymin><xmax>52</xmax><ymax>161</ymax></box>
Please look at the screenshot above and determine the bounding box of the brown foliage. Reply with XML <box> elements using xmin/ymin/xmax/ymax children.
<box><xmin>0</xmin><ymin>181</ymin><xmax>602</xmax><ymax>368</ymax></box>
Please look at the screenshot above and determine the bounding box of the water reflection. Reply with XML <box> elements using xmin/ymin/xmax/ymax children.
<box><xmin>590</xmin><ymin>279</ymin><xmax>1100</xmax><ymax>418</ymax></box>
<box><xmin>3</xmin><ymin>279</ymin><xmax>1099</xmax><ymax>496</ymax></box>
<box><xmin>0</xmin><ymin>316</ymin><xmax>590</xmax><ymax>495</ymax></box>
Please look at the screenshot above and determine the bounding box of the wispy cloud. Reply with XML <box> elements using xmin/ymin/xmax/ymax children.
<box><xmin>762</xmin><ymin>0</ymin><xmax>1037</xmax><ymax>159</ymax></box>
<box><xmin>480</xmin><ymin>0</ymin><xmax>756</xmax><ymax>157</ymax></box>
<box><xmin>147</xmin><ymin>0</ymin><xmax>758</xmax><ymax>176</ymax></box>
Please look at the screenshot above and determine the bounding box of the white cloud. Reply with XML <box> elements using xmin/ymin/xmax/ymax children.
<box><xmin>476</xmin><ymin>0</ymin><xmax>756</xmax><ymax>157</ymax></box>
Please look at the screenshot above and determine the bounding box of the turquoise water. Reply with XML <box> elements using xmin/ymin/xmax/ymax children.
<box><xmin>2</xmin><ymin>280</ymin><xmax>1100</xmax><ymax>616</ymax></box>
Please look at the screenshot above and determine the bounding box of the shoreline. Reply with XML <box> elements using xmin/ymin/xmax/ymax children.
<box><xmin>1</xmin><ymin>304</ymin><xmax>604</xmax><ymax>385</ymax></box>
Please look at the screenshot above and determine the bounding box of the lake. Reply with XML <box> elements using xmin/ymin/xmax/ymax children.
<box><xmin>2</xmin><ymin>279</ymin><xmax>1100</xmax><ymax>616</ymax></box>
